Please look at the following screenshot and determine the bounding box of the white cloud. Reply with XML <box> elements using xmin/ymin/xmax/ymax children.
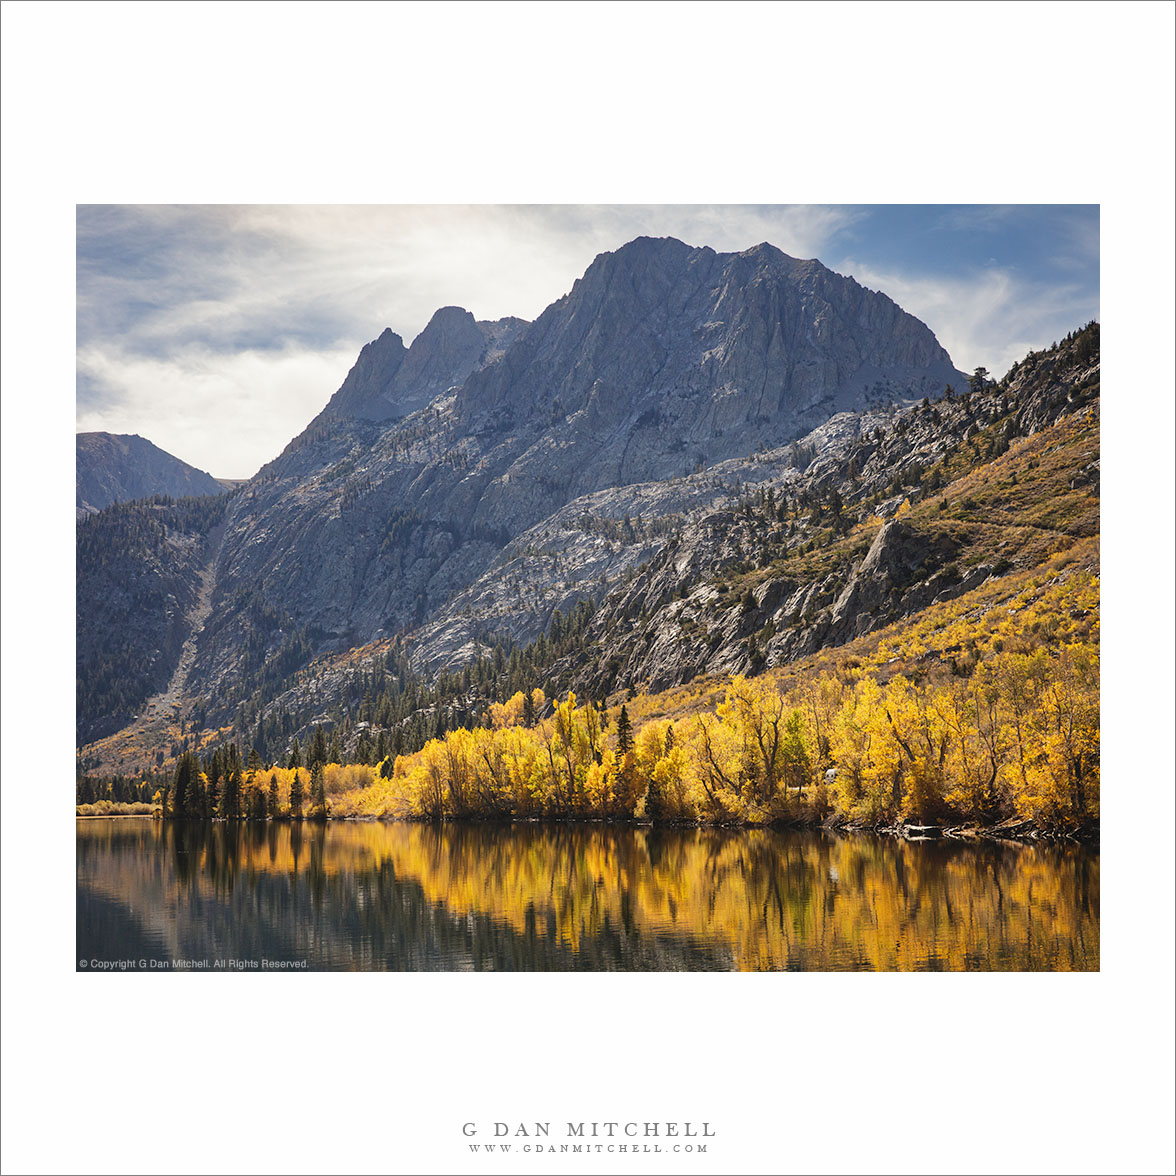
<box><xmin>76</xmin><ymin>342</ymin><xmax>360</xmax><ymax>479</ymax></box>
<box><xmin>834</xmin><ymin>257</ymin><xmax>1099</xmax><ymax>378</ymax></box>
<box><xmin>77</xmin><ymin>206</ymin><xmax>1099</xmax><ymax>474</ymax></box>
<box><xmin>76</xmin><ymin>205</ymin><xmax>862</xmax><ymax>473</ymax></box>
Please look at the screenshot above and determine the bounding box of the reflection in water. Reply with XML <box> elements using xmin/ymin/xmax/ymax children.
<box><xmin>76</xmin><ymin>819</ymin><xmax>1098</xmax><ymax>971</ymax></box>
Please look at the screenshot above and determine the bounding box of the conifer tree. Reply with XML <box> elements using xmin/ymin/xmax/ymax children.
<box><xmin>189</xmin><ymin>771</ymin><xmax>205</xmax><ymax>819</ymax></box>
<box><xmin>287</xmin><ymin>740</ymin><xmax>303</xmax><ymax>770</ymax></box>
<box><xmin>248</xmin><ymin>786</ymin><xmax>266</xmax><ymax>821</ymax></box>
<box><xmin>310</xmin><ymin>726</ymin><xmax>328</xmax><ymax>769</ymax></box>
<box><xmin>170</xmin><ymin>752</ymin><xmax>197</xmax><ymax>819</ymax></box>
<box><xmin>267</xmin><ymin>772</ymin><xmax>280</xmax><ymax>818</ymax></box>
<box><xmin>616</xmin><ymin>705</ymin><xmax>633</xmax><ymax>756</ymax></box>
<box><xmin>205</xmin><ymin>750</ymin><xmax>223</xmax><ymax>805</ymax></box>
<box><xmin>222</xmin><ymin>765</ymin><xmax>242</xmax><ymax>820</ymax></box>
<box><xmin>355</xmin><ymin>730</ymin><xmax>372</xmax><ymax>765</ymax></box>
<box><xmin>289</xmin><ymin>769</ymin><xmax>304</xmax><ymax>819</ymax></box>
<box><xmin>310</xmin><ymin>763</ymin><xmax>328</xmax><ymax>819</ymax></box>
<box><xmin>645</xmin><ymin>774</ymin><xmax>662</xmax><ymax>821</ymax></box>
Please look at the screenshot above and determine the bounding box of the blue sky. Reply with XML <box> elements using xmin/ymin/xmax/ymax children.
<box><xmin>77</xmin><ymin>204</ymin><xmax>1099</xmax><ymax>479</ymax></box>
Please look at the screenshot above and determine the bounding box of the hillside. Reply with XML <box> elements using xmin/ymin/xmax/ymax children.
<box><xmin>77</xmin><ymin>317</ymin><xmax>1099</xmax><ymax>789</ymax></box>
<box><xmin>76</xmin><ymin>432</ymin><xmax>225</xmax><ymax>516</ymax></box>
<box><xmin>144</xmin><ymin>238</ymin><xmax>967</xmax><ymax>715</ymax></box>
<box><xmin>76</xmin><ymin>495</ymin><xmax>228</xmax><ymax>744</ymax></box>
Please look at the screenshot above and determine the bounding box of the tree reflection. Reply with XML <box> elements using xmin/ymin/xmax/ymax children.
<box><xmin>78</xmin><ymin>820</ymin><xmax>1099</xmax><ymax>971</ymax></box>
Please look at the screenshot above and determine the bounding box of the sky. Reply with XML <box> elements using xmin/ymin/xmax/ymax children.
<box><xmin>76</xmin><ymin>204</ymin><xmax>1100</xmax><ymax>480</ymax></box>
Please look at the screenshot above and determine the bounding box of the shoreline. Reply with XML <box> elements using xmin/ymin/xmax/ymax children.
<box><xmin>76</xmin><ymin>809</ymin><xmax>1098</xmax><ymax>844</ymax></box>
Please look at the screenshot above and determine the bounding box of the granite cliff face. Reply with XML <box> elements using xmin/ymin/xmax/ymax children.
<box><xmin>181</xmin><ymin>237</ymin><xmax>968</xmax><ymax>705</ymax></box>
<box><xmin>450</xmin><ymin>237</ymin><xmax>965</xmax><ymax>527</ymax></box>
<box><xmin>404</xmin><ymin>321</ymin><xmax>1099</xmax><ymax>694</ymax></box>
<box><xmin>76</xmin><ymin>432</ymin><xmax>225</xmax><ymax>517</ymax></box>
<box><xmin>317</xmin><ymin>308</ymin><xmax>528</xmax><ymax>423</ymax></box>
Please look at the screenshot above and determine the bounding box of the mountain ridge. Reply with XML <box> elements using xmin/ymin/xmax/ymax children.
<box><xmin>76</xmin><ymin>432</ymin><xmax>225</xmax><ymax>517</ymax></box>
<box><xmin>74</xmin><ymin>238</ymin><xmax>1090</xmax><ymax>773</ymax></box>
<box><xmin>317</xmin><ymin>307</ymin><xmax>529</xmax><ymax>425</ymax></box>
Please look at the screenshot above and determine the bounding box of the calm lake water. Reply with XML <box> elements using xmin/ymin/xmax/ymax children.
<box><xmin>76</xmin><ymin>818</ymin><xmax>1098</xmax><ymax>971</ymax></box>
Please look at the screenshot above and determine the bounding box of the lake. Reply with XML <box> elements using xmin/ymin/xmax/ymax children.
<box><xmin>76</xmin><ymin>818</ymin><xmax>1098</xmax><ymax>971</ymax></box>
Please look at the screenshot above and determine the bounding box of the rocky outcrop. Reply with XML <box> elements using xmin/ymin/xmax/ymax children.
<box><xmin>76</xmin><ymin>432</ymin><xmax>225</xmax><ymax>516</ymax></box>
<box><xmin>318</xmin><ymin>308</ymin><xmax>528</xmax><ymax>423</ymax></box>
<box><xmin>454</xmin><ymin>238</ymin><xmax>967</xmax><ymax>527</ymax></box>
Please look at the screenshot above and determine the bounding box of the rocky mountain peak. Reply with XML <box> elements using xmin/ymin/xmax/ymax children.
<box><xmin>453</xmin><ymin>236</ymin><xmax>966</xmax><ymax>494</ymax></box>
<box><xmin>320</xmin><ymin>327</ymin><xmax>409</xmax><ymax>421</ymax></box>
<box><xmin>394</xmin><ymin>306</ymin><xmax>500</xmax><ymax>404</ymax></box>
<box><xmin>76</xmin><ymin>431</ymin><xmax>225</xmax><ymax>516</ymax></box>
<box><xmin>319</xmin><ymin>308</ymin><xmax>529</xmax><ymax>426</ymax></box>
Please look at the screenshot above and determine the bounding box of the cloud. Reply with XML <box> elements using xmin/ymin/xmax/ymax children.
<box><xmin>76</xmin><ymin>205</ymin><xmax>1097</xmax><ymax>475</ymax></box>
<box><xmin>834</xmin><ymin>257</ymin><xmax>1099</xmax><ymax>378</ymax></box>
<box><xmin>76</xmin><ymin>342</ymin><xmax>359</xmax><ymax>479</ymax></box>
<box><xmin>76</xmin><ymin>204</ymin><xmax>861</xmax><ymax>474</ymax></box>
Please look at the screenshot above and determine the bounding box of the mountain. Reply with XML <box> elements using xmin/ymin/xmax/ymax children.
<box><xmin>76</xmin><ymin>495</ymin><xmax>228</xmax><ymax>743</ymax></box>
<box><xmin>75</xmin><ymin>238</ymin><xmax>1095</xmax><ymax>773</ymax></box>
<box><xmin>215</xmin><ymin>321</ymin><xmax>1100</xmax><ymax>765</ymax></box>
<box><xmin>453</xmin><ymin>237</ymin><xmax>965</xmax><ymax>481</ymax></box>
<box><xmin>76</xmin><ymin>432</ymin><xmax>225</xmax><ymax>517</ymax></box>
<box><xmin>185</xmin><ymin>239</ymin><xmax>967</xmax><ymax>699</ymax></box>
<box><xmin>318</xmin><ymin>308</ymin><xmax>528</xmax><ymax>423</ymax></box>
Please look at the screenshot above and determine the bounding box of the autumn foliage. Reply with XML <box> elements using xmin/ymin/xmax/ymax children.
<box><xmin>153</xmin><ymin>541</ymin><xmax>1098</xmax><ymax>833</ymax></box>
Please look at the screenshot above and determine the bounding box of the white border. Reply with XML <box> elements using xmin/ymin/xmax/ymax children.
<box><xmin>3</xmin><ymin>3</ymin><xmax>1174</xmax><ymax>1174</ymax></box>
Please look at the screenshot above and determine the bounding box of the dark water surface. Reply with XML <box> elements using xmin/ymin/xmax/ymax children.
<box><xmin>76</xmin><ymin>818</ymin><xmax>1098</xmax><ymax>971</ymax></box>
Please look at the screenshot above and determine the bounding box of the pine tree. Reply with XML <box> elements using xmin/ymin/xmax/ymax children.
<box><xmin>267</xmin><ymin>772</ymin><xmax>280</xmax><ymax>818</ymax></box>
<box><xmin>616</xmin><ymin>706</ymin><xmax>633</xmax><ymax>756</ymax></box>
<box><xmin>663</xmin><ymin>724</ymin><xmax>675</xmax><ymax>756</ymax></box>
<box><xmin>309</xmin><ymin>763</ymin><xmax>327</xmax><ymax>820</ymax></box>
<box><xmin>189</xmin><ymin>772</ymin><xmax>205</xmax><ymax>819</ymax></box>
<box><xmin>222</xmin><ymin>765</ymin><xmax>242</xmax><ymax>821</ymax></box>
<box><xmin>523</xmin><ymin>690</ymin><xmax>536</xmax><ymax>727</ymax></box>
<box><xmin>248</xmin><ymin>786</ymin><xmax>266</xmax><ymax>821</ymax></box>
<box><xmin>287</xmin><ymin>740</ymin><xmax>303</xmax><ymax>770</ymax></box>
<box><xmin>170</xmin><ymin>752</ymin><xmax>196</xmax><ymax>819</ymax></box>
<box><xmin>328</xmin><ymin>730</ymin><xmax>343</xmax><ymax>764</ymax></box>
<box><xmin>645</xmin><ymin>774</ymin><xmax>662</xmax><ymax>821</ymax></box>
<box><xmin>356</xmin><ymin>730</ymin><xmax>372</xmax><ymax>765</ymax></box>
<box><xmin>206</xmin><ymin>749</ymin><xmax>223</xmax><ymax>797</ymax></box>
<box><xmin>310</xmin><ymin>726</ymin><xmax>328</xmax><ymax>769</ymax></box>
<box><xmin>289</xmin><ymin>769</ymin><xmax>304</xmax><ymax>819</ymax></box>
